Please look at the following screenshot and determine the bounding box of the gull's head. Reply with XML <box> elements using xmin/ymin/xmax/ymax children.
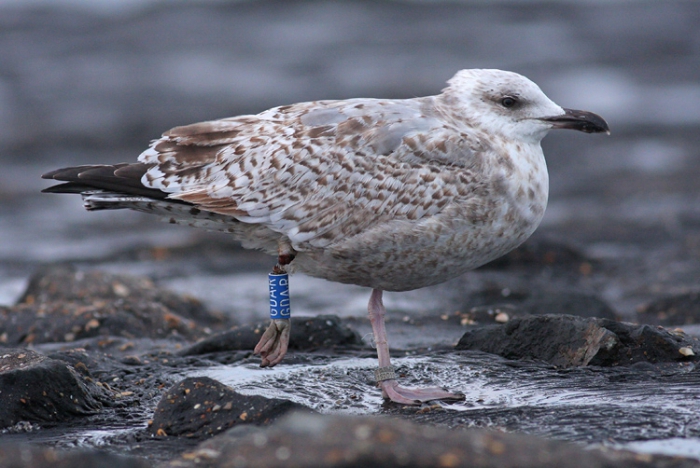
<box><xmin>445</xmin><ymin>69</ymin><xmax>609</xmax><ymax>144</ymax></box>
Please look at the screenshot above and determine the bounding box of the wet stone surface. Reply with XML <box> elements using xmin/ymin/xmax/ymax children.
<box><xmin>0</xmin><ymin>444</ymin><xmax>151</xmax><ymax>468</ymax></box>
<box><xmin>181</xmin><ymin>316</ymin><xmax>362</xmax><ymax>357</ymax></box>
<box><xmin>1</xmin><ymin>266</ymin><xmax>699</xmax><ymax>465</ymax></box>
<box><xmin>151</xmin><ymin>377</ymin><xmax>312</xmax><ymax>439</ymax></box>
<box><xmin>460</xmin><ymin>287</ymin><xmax>619</xmax><ymax>321</ymax></box>
<box><xmin>0</xmin><ymin>349</ymin><xmax>108</xmax><ymax>428</ymax></box>
<box><xmin>637</xmin><ymin>293</ymin><xmax>700</xmax><ymax>327</ymax></box>
<box><xmin>0</xmin><ymin>266</ymin><xmax>231</xmax><ymax>346</ymax></box>
<box><xmin>165</xmin><ymin>412</ymin><xmax>699</xmax><ymax>468</ymax></box>
<box><xmin>456</xmin><ymin>314</ymin><xmax>700</xmax><ymax>367</ymax></box>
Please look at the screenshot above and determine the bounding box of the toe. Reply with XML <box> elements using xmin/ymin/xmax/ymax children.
<box><xmin>379</xmin><ymin>380</ymin><xmax>464</xmax><ymax>404</ymax></box>
<box><xmin>380</xmin><ymin>381</ymin><xmax>420</xmax><ymax>405</ymax></box>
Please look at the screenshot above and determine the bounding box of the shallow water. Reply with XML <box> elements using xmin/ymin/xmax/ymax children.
<box><xmin>35</xmin><ymin>350</ymin><xmax>698</xmax><ymax>460</ymax></box>
<box><xmin>189</xmin><ymin>352</ymin><xmax>700</xmax><ymax>448</ymax></box>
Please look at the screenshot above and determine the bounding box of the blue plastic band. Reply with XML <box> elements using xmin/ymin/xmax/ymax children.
<box><xmin>269</xmin><ymin>273</ymin><xmax>291</xmax><ymax>320</ymax></box>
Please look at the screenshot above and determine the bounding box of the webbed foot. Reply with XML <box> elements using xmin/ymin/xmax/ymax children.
<box><xmin>254</xmin><ymin>319</ymin><xmax>291</xmax><ymax>367</ymax></box>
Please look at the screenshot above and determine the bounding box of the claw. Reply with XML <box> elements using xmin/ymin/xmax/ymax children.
<box><xmin>254</xmin><ymin>319</ymin><xmax>291</xmax><ymax>367</ymax></box>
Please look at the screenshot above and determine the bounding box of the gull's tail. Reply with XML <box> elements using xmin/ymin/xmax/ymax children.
<box><xmin>41</xmin><ymin>163</ymin><xmax>168</xmax><ymax>206</ymax></box>
<box><xmin>42</xmin><ymin>164</ymin><xmax>244</xmax><ymax>233</ymax></box>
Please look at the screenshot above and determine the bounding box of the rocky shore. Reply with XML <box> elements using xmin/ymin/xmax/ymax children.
<box><xmin>2</xmin><ymin>0</ymin><xmax>700</xmax><ymax>465</ymax></box>
<box><xmin>1</xmin><ymin>249</ymin><xmax>700</xmax><ymax>467</ymax></box>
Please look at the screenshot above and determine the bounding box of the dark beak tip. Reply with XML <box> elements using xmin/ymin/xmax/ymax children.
<box><xmin>584</xmin><ymin>122</ymin><xmax>611</xmax><ymax>135</ymax></box>
<box><xmin>546</xmin><ymin>108</ymin><xmax>610</xmax><ymax>135</ymax></box>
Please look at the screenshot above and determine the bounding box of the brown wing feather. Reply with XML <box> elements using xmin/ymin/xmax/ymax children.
<box><xmin>135</xmin><ymin>98</ymin><xmax>485</xmax><ymax>249</ymax></box>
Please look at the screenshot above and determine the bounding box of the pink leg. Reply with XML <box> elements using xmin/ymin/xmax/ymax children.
<box><xmin>368</xmin><ymin>289</ymin><xmax>465</xmax><ymax>405</ymax></box>
<box><xmin>254</xmin><ymin>319</ymin><xmax>291</xmax><ymax>368</ymax></box>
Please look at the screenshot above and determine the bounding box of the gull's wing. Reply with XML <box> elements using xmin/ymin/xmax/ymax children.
<box><xmin>139</xmin><ymin>97</ymin><xmax>486</xmax><ymax>249</ymax></box>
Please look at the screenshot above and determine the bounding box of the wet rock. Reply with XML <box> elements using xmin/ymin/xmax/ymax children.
<box><xmin>0</xmin><ymin>349</ymin><xmax>109</xmax><ymax>428</ymax></box>
<box><xmin>482</xmin><ymin>236</ymin><xmax>592</xmax><ymax>270</ymax></box>
<box><xmin>44</xmin><ymin>348</ymin><xmax>101</xmax><ymax>377</ymax></box>
<box><xmin>590</xmin><ymin>320</ymin><xmax>700</xmax><ymax>366</ymax></box>
<box><xmin>636</xmin><ymin>292</ymin><xmax>700</xmax><ymax>326</ymax></box>
<box><xmin>522</xmin><ymin>290</ymin><xmax>617</xmax><ymax>320</ymax></box>
<box><xmin>446</xmin><ymin>304</ymin><xmax>519</xmax><ymax>327</ymax></box>
<box><xmin>455</xmin><ymin>315</ymin><xmax>699</xmax><ymax>367</ymax></box>
<box><xmin>17</xmin><ymin>265</ymin><xmax>228</xmax><ymax>328</ymax></box>
<box><xmin>181</xmin><ymin>315</ymin><xmax>362</xmax><ymax>356</ymax></box>
<box><xmin>0</xmin><ymin>301</ymin><xmax>200</xmax><ymax>345</ymax></box>
<box><xmin>0</xmin><ymin>444</ymin><xmax>149</xmax><ymax>468</ymax></box>
<box><xmin>179</xmin><ymin>327</ymin><xmax>260</xmax><ymax>356</ymax></box>
<box><xmin>0</xmin><ymin>267</ymin><xmax>232</xmax><ymax>345</ymax></box>
<box><xmin>462</xmin><ymin>286</ymin><xmax>618</xmax><ymax>321</ymax></box>
<box><xmin>42</xmin><ymin>345</ymin><xmax>145</xmax><ymax>381</ymax></box>
<box><xmin>166</xmin><ymin>412</ymin><xmax>692</xmax><ymax>468</ymax></box>
<box><xmin>39</xmin><ymin>335</ymin><xmax>193</xmax><ymax>361</ymax></box>
<box><xmin>288</xmin><ymin>315</ymin><xmax>363</xmax><ymax>350</ymax></box>
<box><xmin>150</xmin><ymin>377</ymin><xmax>311</xmax><ymax>439</ymax></box>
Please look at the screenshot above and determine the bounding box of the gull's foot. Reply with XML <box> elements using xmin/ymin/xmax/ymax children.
<box><xmin>379</xmin><ymin>379</ymin><xmax>465</xmax><ymax>405</ymax></box>
<box><xmin>253</xmin><ymin>319</ymin><xmax>291</xmax><ymax>368</ymax></box>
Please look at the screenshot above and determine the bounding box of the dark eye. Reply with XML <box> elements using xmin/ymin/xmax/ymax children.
<box><xmin>501</xmin><ymin>96</ymin><xmax>518</xmax><ymax>108</ymax></box>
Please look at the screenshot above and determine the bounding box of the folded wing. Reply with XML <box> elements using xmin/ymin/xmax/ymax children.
<box><xmin>138</xmin><ymin>97</ymin><xmax>484</xmax><ymax>249</ymax></box>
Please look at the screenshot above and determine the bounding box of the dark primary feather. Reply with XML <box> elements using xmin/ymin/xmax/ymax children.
<box><xmin>42</xmin><ymin>163</ymin><xmax>173</xmax><ymax>201</ymax></box>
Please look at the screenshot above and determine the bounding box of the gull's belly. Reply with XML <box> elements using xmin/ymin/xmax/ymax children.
<box><xmin>293</xmin><ymin>188</ymin><xmax>547</xmax><ymax>291</ymax></box>
<box><xmin>291</xmin><ymin>143</ymin><xmax>550</xmax><ymax>291</ymax></box>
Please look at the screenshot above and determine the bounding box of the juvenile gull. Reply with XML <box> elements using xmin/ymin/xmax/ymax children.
<box><xmin>42</xmin><ymin>69</ymin><xmax>609</xmax><ymax>405</ymax></box>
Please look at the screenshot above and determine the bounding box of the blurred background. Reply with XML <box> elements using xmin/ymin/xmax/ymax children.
<box><xmin>1</xmin><ymin>0</ymin><xmax>699</xmax><ymax>322</ymax></box>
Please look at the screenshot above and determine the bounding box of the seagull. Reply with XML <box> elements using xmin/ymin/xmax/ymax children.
<box><xmin>42</xmin><ymin>69</ymin><xmax>609</xmax><ymax>405</ymax></box>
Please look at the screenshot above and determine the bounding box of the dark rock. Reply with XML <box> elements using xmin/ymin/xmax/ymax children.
<box><xmin>522</xmin><ymin>290</ymin><xmax>617</xmax><ymax>320</ymax></box>
<box><xmin>481</xmin><ymin>236</ymin><xmax>592</xmax><ymax>270</ymax></box>
<box><xmin>456</xmin><ymin>315</ymin><xmax>616</xmax><ymax>367</ymax></box>
<box><xmin>181</xmin><ymin>315</ymin><xmax>362</xmax><ymax>356</ymax></box>
<box><xmin>16</xmin><ymin>265</ymin><xmax>228</xmax><ymax>328</ymax></box>
<box><xmin>288</xmin><ymin>315</ymin><xmax>363</xmax><ymax>350</ymax></box>
<box><xmin>38</xmin><ymin>335</ymin><xmax>192</xmax><ymax>361</ymax></box>
<box><xmin>455</xmin><ymin>315</ymin><xmax>699</xmax><ymax>367</ymax></box>
<box><xmin>179</xmin><ymin>326</ymin><xmax>264</xmax><ymax>356</ymax></box>
<box><xmin>44</xmin><ymin>348</ymin><xmax>101</xmax><ymax>377</ymax></box>
<box><xmin>461</xmin><ymin>282</ymin><xmax>531</xmax><ymax>308</ymax></box>
<box><xmin>446</xmin><ymin>304</ymin><xmax>518</xmax><ymax>327</ymax></box>
<box><xmin>0</xmin><ymin>301</ymin><xmax>200</xmax><ymax>345</ymax></box>
<box><xmin>0</xmin><ymin>349</ymin><xmax>109</xmax><ymax>428</ymax></box>
<box><xmin>166</xmin><ymin>412</ymin><xmax>693</xmax><ymax>468</ymax></box>
<box><xmin>590</xmin><ymin>320</ymin><xmax>699</xmax><ymax>366</ymax></box>
<box><xmin>462</xmin><ymin>286</ymin><xmax>618</xmax><ymax>321</ymax></box>
<box><xmin>636</xmin><ymin>292</ymin><xmax>700</xmax><ymax>325</ymax></box>
<box><xmin>0</xmin><ymin>444</ymin><xmax>149</xmax><ymax>468</ymax></box>
<box><xmin>150</xmin><ymin>377</ymin><xmax>311</xmax><ymax>438</ymax></box>
<box><xmin>42</xmin><ymin>346</ymin><xmax>139</xmax><ymax>379</ymax></box>
<box><xmin>0</xmin><ymin>266</ymin><xmax>232</xmax><ymax>345</ymax></box>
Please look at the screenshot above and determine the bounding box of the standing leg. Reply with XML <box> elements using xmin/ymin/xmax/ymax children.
<box><xmin>368</xmin><ymin>289</ymin><xmax>464</xmax><ymax>405</ymax></box>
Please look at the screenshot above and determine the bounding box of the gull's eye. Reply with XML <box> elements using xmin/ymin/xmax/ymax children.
<box><xmin>500</xmin><ymin>96</ymin><xmax>518</xmax><ymax>108</ymax></box>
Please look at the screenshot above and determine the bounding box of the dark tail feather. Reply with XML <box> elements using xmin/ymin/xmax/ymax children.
<box><xmin>42</xmin><ymin>182</ymin><xmax>95</xmax><ymax>194</ymax></box>
<box><xmin>42</xmin><ymin>163</ymin><xmax>170</xmax><ymax>200</ymax></box>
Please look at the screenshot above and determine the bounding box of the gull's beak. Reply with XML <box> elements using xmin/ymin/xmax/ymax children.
<box><xmin>542</xmin><ymin>108</ymin><xmax>610</xmax><ymax>134</ymax></box>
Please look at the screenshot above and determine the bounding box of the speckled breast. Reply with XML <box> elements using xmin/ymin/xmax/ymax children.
<box><xmin>292</xmin><ymin>155</ymin><xmax>549</xmax><ymax>292</ymax></box>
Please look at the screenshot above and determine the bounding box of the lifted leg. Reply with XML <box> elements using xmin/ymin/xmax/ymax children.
<box><xmin>368</xmin><ymin>289</ymin><xmax>465</xmax><ymax>405</ymax></box>
<box><xmin>254</xmin><ymin>248</ymin><xmax>296</xmax><ymax>368</ymax></box>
